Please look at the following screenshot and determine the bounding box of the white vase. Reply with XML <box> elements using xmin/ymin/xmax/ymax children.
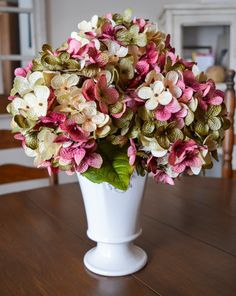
<box><xmin>77</xmin><ymin>173</ymin><xmax>148</xmax><ymax>277</ymax></box>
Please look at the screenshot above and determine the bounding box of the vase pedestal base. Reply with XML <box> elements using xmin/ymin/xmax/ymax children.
<box><xmin>84</xmin><ymin>242</ymin><xmax>147</xmax><ymax>277</ymax></box>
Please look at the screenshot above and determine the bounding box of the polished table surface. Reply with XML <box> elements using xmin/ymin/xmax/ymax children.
<box><xmin>1</xmin><ymin>177</ymin><xmax>236</xmax><ymax>296</ymax></box>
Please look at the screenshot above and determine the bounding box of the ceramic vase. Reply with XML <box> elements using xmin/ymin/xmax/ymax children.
<box><xmin>77</xmin><ymin>173</ymin><xmax>148</xmax><ymax>277</ymax></box>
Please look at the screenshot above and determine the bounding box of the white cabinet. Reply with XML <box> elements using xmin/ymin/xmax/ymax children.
<box><xmin>159</xmin><ymin>4</ymin><xmax>236</xmax><ymax>71</ymax></box>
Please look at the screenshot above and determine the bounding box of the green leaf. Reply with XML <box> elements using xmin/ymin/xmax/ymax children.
<box><xmin>208</xmin><ymin>117</ymin><xmax>221</xmax><ymax>131</ymax></box>
<box><xmin>82</xmin><ymin>141</ymin><xmax>133</xmax><ymax>190</ymax></box>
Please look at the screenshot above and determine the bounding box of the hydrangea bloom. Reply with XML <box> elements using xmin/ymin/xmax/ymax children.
<box><xmin>7</xmin><ymin>10</ymin><xmax>230</xmax><ymax>189</ymax></box>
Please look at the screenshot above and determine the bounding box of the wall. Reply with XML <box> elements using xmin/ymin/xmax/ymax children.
<box><xmin>46</xmin><ymin>0</ymin><xmax>191</xmax><ymax>48</ymax></box>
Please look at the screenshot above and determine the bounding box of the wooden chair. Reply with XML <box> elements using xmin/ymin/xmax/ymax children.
<box><xmin>222</xmin><ymin>69</ymin><xmax>236</xmax><ymax>179</ymax></box>
<box><xmin>0</xmin><ymin>129</ymin><xmax>58</xmax><ymax>186</ymax></box>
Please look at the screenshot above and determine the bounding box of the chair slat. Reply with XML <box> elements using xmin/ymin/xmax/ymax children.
<box><xmin>0</xmin><ymin>94</ymin><xmax>9</xmax><ymax>114</ymax></box>
<box><xmin>222</xmin><ymin>70</ymin><xmax>236</xmax><ymax>179</ymax></box>
<box><xmin>0</xmin><ymin>130</ymin><xmax>22</xmax><ymax>149</ymax></box>
<box><xmin>0</xmin><ymin>164</ymin><xmax>48</xmax><ymax>185</ymax></box>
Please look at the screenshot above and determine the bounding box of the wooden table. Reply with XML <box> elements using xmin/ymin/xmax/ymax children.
<box><xmin>1</xmin><ymin>177</ymin><xmax>236</xmax><ymax>296</ymax></box>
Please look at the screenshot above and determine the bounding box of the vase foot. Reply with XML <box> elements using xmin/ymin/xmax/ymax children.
<box><xmin>84</xmin><ymin>242</ymin><xmax>147</xmax><ymax>277</ymax></box>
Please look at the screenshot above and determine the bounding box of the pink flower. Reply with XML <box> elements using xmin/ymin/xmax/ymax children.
<box><xmin>168</xmin><ymin>140</ymin><xmax>203</xmax><ymax>174</ymax></box>
<box><xmin>125</xmin><ymin>92</ymin><xmax>144</xmax><ymax>112</ymax></box>
<box><xmin>133</xmin><ymin>18</ymin><xmax>146</xmax><ymax>32</ymax></box>
<box><xmin>59</xmin><ymin>141</ymin><xmax>102</xmax><ymax>173</ymax></box>
<box><xmin>179</xmin><ymin>87</ymin><xmax>193</xmax><ymax>103</ymax></box>
<box><xmin>40</xmin><ymin>112</ymin><xmax>66</xmax><ymax>125</ymax></box>
<box><xmin>67</xmin><ymin>38</ymin><xmax>89</xmax><ymax>59</ymax></box>
<box><xmin>94</xmin><ymin>74</ymin><xmax>119</xmax><ymax>113</ymax></box>
<box><xmin>136</xmin><ymin>60</ymin><xmax>149</xmax><ymax>76</ymax></box>
<box><xmin>183</xmin><ymin>70</ymin><xmax>206</xmax><ymax>92</ymax></box>
<box><xmin>75</xmin><ymin>150</ymin><xmax>103</xmax><ymax>173</ymax></box>
<box><xmin>127</xmin><ymin>139</ymin><xmax>137</xmax><ymax>165</ymax></box>
<box><xmin>88</xmin><ymin>47</ymin><xmax>108</xmax><ymax>67</ymax></box>
<box><xmin>82</xmin><ymin>79</ymin><xmax>96</xmax><ymax>101</ymax></box>
<box><xmin>198</xmin><ymin>80</ymin><xmax>224</xmax><ymax>110</ymax></box>
<box><xmin>14</xmin><ymin>62</ymin><xmax>33</xmax><ymax>77</ymax></box>
<box><xmin>100</xmin><ymin>22</ymin><xmax>115</xmax><ymax>40</ymax></box>
<box><xmin>153</xmin><ymin>171</ymin><xmax>174</xmax><ymax>185</ymax></box>
<box><xmin>60</xmin><ymin>120</ymin><xmax>90</xmax><ymax>143</ymax></box>
<box><xmin>169</xmin><ymin>104</ymin><xmax>188</xmax><ymax>129</ymax></box>
<box><xmin>136</xmin><ymin>42</ymin><xmax>159</xmax><ymax>76</ymax></box>
<box><xmin>155</xmin><ymin>98</ymin><xmax>181</xmax><ymax>121</ymax></box>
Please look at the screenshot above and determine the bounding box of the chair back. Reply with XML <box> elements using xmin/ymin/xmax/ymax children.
<box><xmin>222</xmin><ymin>69</ymin><xmax>236</xmax><ymax>178</ymax></box>
<box><xmin>0</xmin><ymin>129</ymin><xmax>58</xmax><ymax>186</ymax></box>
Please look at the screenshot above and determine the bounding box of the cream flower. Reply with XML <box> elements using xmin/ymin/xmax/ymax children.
<box><xmin>25</xmin><ymin>128</ymin><xmax>61</xmax><ymax>167</ymax></box>
<box><xmin>11</xmin><ymin>71</ymin><xmax>44</xmax><ymax>96</ymax></box>
<box><xmin>54</xmin><ymin>86</ymin><xmax>86</xmax><ymax>113</ymax></box>
<box><xmin>138</xmin><ymin>81</ymin><xmax>172</xmax><ymax>110</ymax></box>
<box><xmin>51</xmin><ymin>73</ymin><xmax>79</xmax><ymax>100</ymax></box>
<box><xmin>106</xmin><ymin>40</ymin><xmax>128</xmax><ymax>58</ymax></box>
<box><xmin>10</xmin><ymin>85</ymin><xmax>49</xmax><ymax>120</ymax></box>
<box><xmin>140</xmin><ymin>135</ymin><xmax>168</xmax><ymax>157</ymax></box>
<box><xmin>78</xmin><ymin>15</ymin><xmax>98</xmax><ymax>33</ymax></box>
<box><xmin>72</xmin><ymin>101</ymin><xmax>110</xmax><ymax>132</ymax></box>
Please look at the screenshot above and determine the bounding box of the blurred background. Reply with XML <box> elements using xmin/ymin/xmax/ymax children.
<box><xmin>0</xmin><ymin>0</ymin><xmax>236</xmax><ymax>194</ymax></box>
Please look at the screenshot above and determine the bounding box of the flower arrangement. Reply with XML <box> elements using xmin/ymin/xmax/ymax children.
<box><xmin>7</xmin><ymin>9</ymin><xmax>230</xmax><ymax>190</ymax></box>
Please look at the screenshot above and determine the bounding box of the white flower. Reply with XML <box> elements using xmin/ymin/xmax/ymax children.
<box><xmin>140</xmin><ymin>135</ymin><xmax>168</xmax><ymax>157</ymax></box>
<box><xmin>11</xmin><ymin>71</ymin><xmax>44</xmax><ymax>96</ymax></box>
<box><xmin>72</xmin><ymin>101</ymin><xmax>110</xmax><ymax>132</ymax></box>
<box><xmin>106</xmin><ymin>40</ymin><xmax>128</xmax><ymax>58</ymax></box>
<box><xmin>138</xmin><ymin>81</ymin><xmax>172</xmax><ymax>110</ymax></box>
<box><xmin>10</xmin><ymin>85</ymin><xmax>49</xmax><ymax>120</ymax></box>
<box><xmin>78</xmin><ymin>15</ymin><xmax>98</xmax><ymax>33</ymax></box>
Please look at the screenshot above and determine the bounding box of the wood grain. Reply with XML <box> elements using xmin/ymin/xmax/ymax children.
<box><xmin>0</xmin><ymin>164</ymin><xmax>48</xmax><ymax>184</ymax></box>
<box><xmin>222</xmin><ymin>69</ymin><xmax>236</xmax><ymax>179</ymax></box>
<box><xmin>0</xmin><ymin>129</ymin><xmax>22</xmax><ymax>149</ymax></box>
<box><xmin>0</xmin><ymin>194</ymin><xmax>157</xmax><ymax>296</ymax></box>
<box><xmin>0</xmin><ymin>95</ymin><xmax>9</xmax><ymax>114</ymax></box>
<box><xmin>0</xmin><ymin>177</ymin><xmax>236</xmax><ymax>295</ymax></box>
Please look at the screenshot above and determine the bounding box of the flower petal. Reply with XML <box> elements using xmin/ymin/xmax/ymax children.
<box><xmin>153</xmin><ymin>81</ymin><xmax>164</xmax><ymax>95</ymax></box>
<box><xmin>145</xmin><ymin>98</ymin><xmax>158</xmax><ymax>110</ymax></box>
<box><xmin>28</xmin><ymin>71</ymin><xmax>43</xmax><ymax>87</ymax></box>
<box><xmin>74</xmin><ymin>148</ymin><xmax>86</xmax><ymax>165</ymax></box>
<box><xmin>51</xmin><ymin>75</ymin><xmax>64</xmax><ymax>89</ymax></box>
<box><xmin>66</xmin><ymin>74</ymin><xmax>79</xmax><ymax>87</ymax></box>
<box><xmin>87</xmin><ymin>153</ymin><xmax>103</xmax><ymax>168</ymax></box>
<box><xmin>34</xmin><ymin>85</ymin><xmax>50</xmax><ymax>100</ymax></box>
<box><xmin>138</xmin><ymin>86</ymin><xmax>153</xmax><ymax>100</ymax></box>
<box><xmin>166</xmin><ymin>71</ymin><xmax>178</xmax><ymax>85</ymax></box>
<box><xmin>157</xmin><ymin>91</ymin><xmax>172</xmax><ymax>105</ymax></box>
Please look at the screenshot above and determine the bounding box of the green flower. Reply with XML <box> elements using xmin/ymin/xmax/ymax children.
<box><xmin>194</xmin><ymin>105</ymin><xmax>222</xmax><ymax>136</ymax></box>
<box><xmin>118</xmin><ymin>56</ymin><xmax>134</xmax><ymax>81</ymax></box>
<box><xmin>116</xmin><ymin>24</ymin><xmax>147</xmax><ymax>47</ymax></box>
<box><xmin>155</xmin><ymin>123</ymin><xmax>184</xmax><ymax>149</ymax></box>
